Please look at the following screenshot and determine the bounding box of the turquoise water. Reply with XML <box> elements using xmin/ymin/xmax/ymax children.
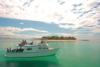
<box><xmin>0</xmin><ymin>38</ymin><xmax>100</xmax><ymax>67</ymax></box>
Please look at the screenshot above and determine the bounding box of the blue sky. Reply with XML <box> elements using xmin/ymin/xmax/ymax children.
<box><xmin>0</xmin><ymin>17</ymin><xmax>71</xmax><ymax>38</ymax></box>
<box><xmin>0</xmin><ymin>17</ymin><xmax>68</xmax><ymax>33</ymax></box>
<box><xmin>0</xmin><ymin>0</ymin><xmax>100</xmax><ymax>39</ymax></box>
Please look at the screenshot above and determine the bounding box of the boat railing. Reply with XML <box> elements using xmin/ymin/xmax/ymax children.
<box><xmin>6</xmin><ymin>48</ymin><xmax>24</xmax><ymax>53</ymax></box>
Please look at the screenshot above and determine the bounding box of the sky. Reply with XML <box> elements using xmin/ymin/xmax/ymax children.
<box><xmin>0</xmin><ymin>0</ymin><xmax>100</xmax><ymax>39</ymax></box>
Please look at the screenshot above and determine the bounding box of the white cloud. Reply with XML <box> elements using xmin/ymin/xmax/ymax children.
<box><xmin>0</xmin><ymin>26</ymin><xmax>48</xmax><ymax>33</ymax></box>
<box><xmin>0</xmin><ymin>26</ymin><xmax>48</xmax><ymax>38</ymax></box>
<box><xmin>0</xmin><ymin>0</ymin><xmax>99</xmax><ymax>33</ymax></box>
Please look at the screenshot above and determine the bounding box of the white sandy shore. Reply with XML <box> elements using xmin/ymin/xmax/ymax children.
<box><xmin>32</xmin><ymin>39</ymin><xmax>91</xmax><ymax>42</ymax></box>
<box><xmin>48</xmin><ymin>40</ymin><xmax>76</xmax><ymax>41</ymax></box>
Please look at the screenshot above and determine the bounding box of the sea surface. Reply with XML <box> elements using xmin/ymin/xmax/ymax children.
<box><xmin>0</xmin><ymin>38</ymin><xmax>100</xmax><ymax>67</ymax></box>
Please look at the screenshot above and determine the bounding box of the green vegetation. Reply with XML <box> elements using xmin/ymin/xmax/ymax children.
<box><xmin>41</xmin><ymin>36</ymin><xmax>76</xmax><ymax>40</ymax></box>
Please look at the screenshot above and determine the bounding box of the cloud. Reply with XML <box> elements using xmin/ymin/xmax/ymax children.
<box><xmin>0</xmin><ymin>26</ymin><xmax>48</xmax><ymax>38</ymax></box>
<box><xmin>0</xmin><ymin>0</ymin><xmax>82</xmax><ymax>25</ymax></box>
<box><xmin>0</xmin><ymin>26</ymin><xmax>48</xmax><ymax>33</ymax></box>
<box><xmin>0</xmin><ymin>0</ymin><xmax>100</xmax><ymax>36</ymax></box>
<box><xmin>22</xmin><ymin>0</ymin><xmax>34</xmax><ymax>7</ymax></box>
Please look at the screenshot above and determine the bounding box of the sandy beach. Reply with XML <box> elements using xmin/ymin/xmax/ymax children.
<box><xmin>46</xmin><ymin>40</ymin><xmax>77</xmax><ymax>42</ymax></box>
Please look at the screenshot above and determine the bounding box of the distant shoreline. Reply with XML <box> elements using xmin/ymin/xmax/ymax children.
<box><xmin>34</xmin><ymin>38</ymin><xmax>77</xmax><ymax>41</ymax></box>
<box><xmin>47</xmin><ymin>40</ymin><xmax>77</xmax><ymax>42</ymax></box>
<box><xmin>33</xmin><ymin>38</ymin><xmax>91</xmax><ymax>42</ymax></box>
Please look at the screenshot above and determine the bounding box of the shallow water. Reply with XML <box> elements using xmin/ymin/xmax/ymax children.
<box><xmin>0</xmin><ymin>38</ymin><xmax>100</xmax><ymax>67</ymax></box>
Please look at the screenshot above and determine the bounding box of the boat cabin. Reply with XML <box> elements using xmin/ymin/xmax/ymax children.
<box><xmin>6</xmin><ymin>40</ymin><xmax>49</xmax><ymax>53</ymax></box>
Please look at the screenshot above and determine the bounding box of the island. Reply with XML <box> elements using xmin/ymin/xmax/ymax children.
<box><xmin>40</xmin><ymin>36</ymin><xmax>77</xmax><ymax>41</ymax></box>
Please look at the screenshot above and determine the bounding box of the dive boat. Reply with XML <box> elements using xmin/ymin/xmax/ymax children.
<box><xmin>5</xmin><ymin>40</ymin><xmax>59</xmax><ymax>57</ymax></box>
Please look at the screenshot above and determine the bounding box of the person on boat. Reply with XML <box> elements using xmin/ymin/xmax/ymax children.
<box><xmin>7</xmin><ymin>48</ymin><xmax>11</xmax><ymax>52</ymax></box>
<box><xmin>19</xmin><ymin>40</ymin><xmax>27</xmax><ymax>46</ymax></box>
<box><xmin>40</xmin><ymin>40</ymin><xmax>48</xmax><ymax>49</ymax></box>
<box><xmin>29</xmin><ymin>42</ymin><xmax>33</xmax><ymax>45</ymax></box>
<box><xmin>41</xmin><ymin>40</ymin><xmax>45</xmax><ymax>44</ymax></box>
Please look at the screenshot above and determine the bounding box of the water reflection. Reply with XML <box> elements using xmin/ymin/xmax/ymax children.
<box><xmin>0</xmin><ymin>56</ymin><xmax>60</xmax><ymax>67</ymax></box>
<box><xmin>0</xmin><ymin>61</ymin><xmax>59</xmax><ymax>67</ymax></box>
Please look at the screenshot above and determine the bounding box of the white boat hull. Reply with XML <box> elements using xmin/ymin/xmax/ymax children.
<box><xmin>5</xmin><ymin>48</ymin><xmax>58</xmax><ymax>57</ymax></box>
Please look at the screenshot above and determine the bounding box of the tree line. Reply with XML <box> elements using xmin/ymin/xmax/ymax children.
<box><xmin>41</xmin><ymin>36</ymin><xmax>76</xmax><ymax>40</ymax></box>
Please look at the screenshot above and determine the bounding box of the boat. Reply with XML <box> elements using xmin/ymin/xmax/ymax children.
<box><xmin>5</xmin><ymin>40</ymin><xmax>59</xmax><ymax>57</ymax></box>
